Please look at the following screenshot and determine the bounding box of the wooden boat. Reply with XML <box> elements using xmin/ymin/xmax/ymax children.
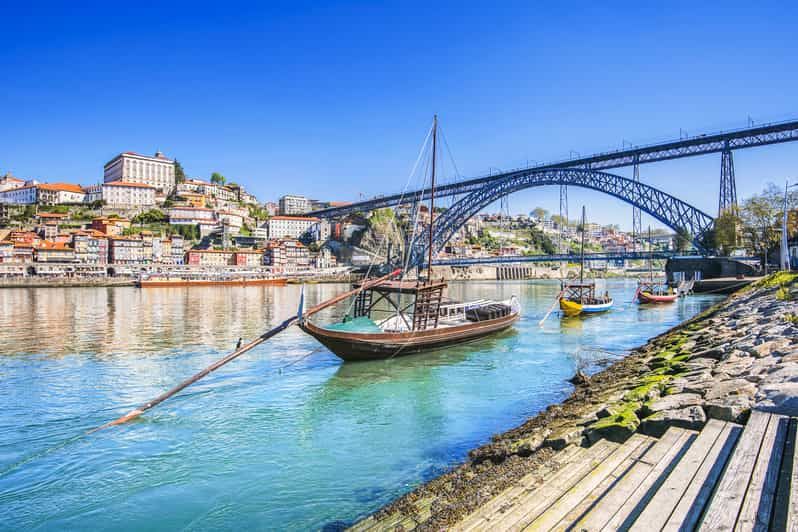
<box><xmin>137</xmin><ymin>274</ymin><xmax>287</xmax><ymax>287</ymax></box>
<box><xmin>635</xmin><ymin>227</ymin><xmax>677</xmax><ymax>304</ymax></box>
<box><xmin>557</xmin><ymin>206</ymin><xmax>613</xmax><ymax>317</ymax></box>
<box><xmin>299</xmin><ymin>279</ymin><xmax>521</xmax><ymax>361</ymax></box>
<box><xmin>636</xmin><ymin>280</ymin><xmax>678</xmax><ymax>303</ymax></box>
<box><xmin>559</xmin><ymin>282</ymin><xmax>614</xmax><ymax>316</ymax></box>
<box><xmin>298</xmin><ymin>116</ymin><xmax>521</xmax><ymax>362</ymax></box>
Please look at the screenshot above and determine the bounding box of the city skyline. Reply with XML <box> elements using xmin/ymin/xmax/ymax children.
<box><xmin>2</xmin><ymin>2</ymin><xmax>798</xmax><ymax>229</ymax></box>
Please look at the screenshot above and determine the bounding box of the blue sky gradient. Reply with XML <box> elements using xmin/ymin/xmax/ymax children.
<box><xmin>2</xmin><ymin>1</ymin><xmax>797</xmax><ymax>228</ymax></box>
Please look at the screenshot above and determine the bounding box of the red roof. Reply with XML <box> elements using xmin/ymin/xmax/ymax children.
<box><xmin>36</xmin><ymin>212</ymin><xmax>67</xmax><ymax>219</ymax></box>
<box><xmin>37</xmin><ymin>183</ymin><xmax>85</xmax><ymax>194</ymax></box>
<box><xmin>37</xmin><ymin>240</ymin><xmax>72</xmax><ymax>251</ymax></box>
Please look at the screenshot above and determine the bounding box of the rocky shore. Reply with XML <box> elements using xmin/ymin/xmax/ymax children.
<box><xmin>352</xmin><ymin>272</ymin><xmax>798</xmax><ymax>531</ymax></box>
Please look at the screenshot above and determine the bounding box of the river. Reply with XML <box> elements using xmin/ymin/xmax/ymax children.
<box><xmin>0</xmin><ymin>280</ymin><xmax>721</xmax><ymax>530</ymax></box>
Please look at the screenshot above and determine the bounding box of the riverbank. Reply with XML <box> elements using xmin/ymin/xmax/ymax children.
<box><xmin>0</xmin><ymin>270</ymin><xmax>356</xmax><ymax>288</ymax></box>
<box><xmin>351</xmin><ymin>272</ymin><xmax>798</xmax><ymax>530</ymax></box>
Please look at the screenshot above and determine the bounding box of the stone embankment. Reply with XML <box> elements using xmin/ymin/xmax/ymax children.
<box><xmin>0</xmin><ymin>276</ymin><xmax>136</xmax><ymax>288</ymax></box>
<box><xmin>351</xmin><ymin>272</ymin><xmax>798</xmax><ymax>531</ymax></box>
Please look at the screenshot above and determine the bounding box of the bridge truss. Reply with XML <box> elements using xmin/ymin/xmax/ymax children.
<box><xmin>310</xmin><ymin>118</ymin><xmax>798</xmax><ymax>220</ymax></box>
<box><xmin>406</xmin><ymin>168</ymin><xmax>715</xmax><ymax>267</ymax></box>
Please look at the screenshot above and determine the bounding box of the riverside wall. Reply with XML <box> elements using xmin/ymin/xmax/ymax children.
<box><xmin>351</xmin><ymin>272</ymin><xmax>798</xmax><ymax>530</ymax></box>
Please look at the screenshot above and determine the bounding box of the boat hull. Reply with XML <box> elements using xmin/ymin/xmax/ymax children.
<box><xmin>299</xmin><ymin>312</ymin><xmax>520</xmax><ymax>362</ymax></box>
<box><xmin>137</xmin><ymin>277</ymin><xmax>288</xmax><ymax>287</ymax></box>
<box><xmin>559</xmin><ymin>298</ymin><xmax>613</xmax><ymax>316</ymax></box>
<box><xmin>638</xmin><ymin>291</ymin><xmax>678</xmax><ymax>304</ymax></box>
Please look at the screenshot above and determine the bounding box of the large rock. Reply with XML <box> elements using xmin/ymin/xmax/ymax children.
<box><xmin>750</xmin><ymin>338</ymin><xmax>794</xmax><ymax>358</ymax></box>
<box><xmin>755</xmin><ymin>383</ymin><xmax>798</xmax><ymax>416</ymax></box>
<box><xmin>704</xmin><ymin>379</ymin><xmax>757</xmax><ymax>401</ymax></box>
<box><xmin>544</xmin><ymin>426</ymin><xmax>583</xmax><ymax>450</ymax></box>
<box><xmin>705</xmin><ymin>396</ymin><xmax>752</xmax><ymax>423</ymax></box>
<box><xmin>642</xmin><ymin>393</ymin><xmax>703</xmax><ymax>417</ymax></box>
<box><xmin>714</xmin><ymin>357</ymin><xmax>754</xmax><ymax>378</ymax></box>
<box><xmin>687</xmin><ymin>347</ymin><xmax>726</xmax><ymax>361</ymax></box>
<box><xmin>639</xmin><ymin>406</ymin><xmax>707</xmax><ymax>438</ymax></box>
<box><xmin>761</xmin><ymin>364</ymin><xmax>798</xmax><ymax>385</ymax></box>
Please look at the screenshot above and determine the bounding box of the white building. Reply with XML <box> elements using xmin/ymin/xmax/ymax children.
<box><xmin>2</xmin><ymin>182</ymin><xmax>88</xmax><ymax>205</ymax></box>
<box><xmin>279</xmin><ymin>194</ymin><xmax>310</xmax><ymax>215</ymax></box>
<box><xmin>265</xmin><ymin>216</ymin><xmax>328</xmax><ymax>241</ymax></box>
<box><xmin>168</xmin><ymin>206</ymin><xmax>216</xmax><ymax>224</ymax></box>
<box><xmin>104</xmin><ymin>151</ymin><xmax>176</xmax><ymax>194</ymax></box>
<box><xmin>0</xmin><ymin>185</ymin><xmax>38</xmax><ymax>204</ymax></box>
<box><xmin>37</xmin><ymin>183</ymin><xmax>87</xmax><ymax>205</ymax></box>
<box><xmin>85</xmin><ymin>182</ymin><xmax>156</xmax><ymax>208</ymax></box>
<box><xmin>0</xmin><ymin>173</ymin><xmax>25</xmax><ymax>192</ymax></box>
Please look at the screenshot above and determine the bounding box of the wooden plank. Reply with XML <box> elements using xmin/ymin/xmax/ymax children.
<box><xmin>563</xmin><ymin>427</ymin><xmax>689</xmax><ymax>531</ymax></box>
<box><xmin>599</xmin><ymin>427</ymin><xmax>696</xmax><ymax>531</ymax></box>
<box><xmin>520</xmin><ymin>434</ymin><xmax>655</xmax><ymax>531</ymax></box>
<box><xmin>698</xmin><ymin>410</ymin><xmax>771</xmax><ymax>531</ymax></box>
<box><xmin>454</xmin><ymin>444</ymin><xmax>586</xmax><ymax>532</ymax></box>
<box><xmin>660</xmin><ymin>421</ymin><xmax>742</xmax><ymax>532</ymax></box>
<box><xmin>483</xmin><ymin>439</ymin><xmax>621</xmax><ymax>531</ymax></box>
<box><xmin>770</xmin><ymin>418</ymin><xmax>797</xmax><ymax>532</ymax></box>
<box><xmin>736</xmin><ymin>413</ymin><xmax>789</xmax><ymax>531</ymax></box>
<box><xmin>789</xmin><ymin>417</ymin><xmax>798</xmax><ymax>532</ymax></box>
<box><xmin>549</xmin><ymin>430</ymin><xmax>664</xmax><ymax>531</ymax></box>
<box><xmin>634</xmin><ymin>419</ymin><xmax>727</xmax><ymax>530</ymax></box>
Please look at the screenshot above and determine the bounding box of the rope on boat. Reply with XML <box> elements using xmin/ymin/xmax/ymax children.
<box><xmin>538</xmin><ymin>290</ymin><xmax>564</xmax><ymax>326</ymax></box>
<box><xmin>91</xmin><ymin>269</ymin><xmax>402</xmax><ymax>432</ymax></box>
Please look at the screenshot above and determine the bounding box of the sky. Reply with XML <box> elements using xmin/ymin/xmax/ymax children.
<box><xmin>2</xmin><ymin>1</ymin><xmax>797</xmax><ymax>230</ymax></box>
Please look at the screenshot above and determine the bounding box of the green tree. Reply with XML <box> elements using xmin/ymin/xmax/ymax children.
<box><xmin>174</xmin><ymin>160</ymin><xmax>187</xmax><ymax>184</ymax></box>
<box><xmin>210</xmin><ymin>172</ymin><xmax>226</xmax><ymax>185</ymax></box>
<box><xmin>132</xmin><ymin>209</ymin><xmax>168</xmax><ymax>225</ymax></box>
<box><xmin>741</xmin><ymin>195</ymin><xmax>780</xmax><ymax>267</ymax></box>
<box><xmin>532</xmin><ymin>207</ymin><xmax>548</xmax><ymax>220</ymax></box>
<box><xmin>674</xmin><ymin>226</ymin><xmax>692</xmax><ymax>253</ymax></box>
<box><xmin>712</xmin><ymin>211</ymin><xmax>741</xmax><ymax>255</ymax></box>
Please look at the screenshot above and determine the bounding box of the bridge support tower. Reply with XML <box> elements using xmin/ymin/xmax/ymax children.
<box><xmin>719</xmin><ymin>143</ymin><xmax>738</xmax><ymax>216</ymax></box>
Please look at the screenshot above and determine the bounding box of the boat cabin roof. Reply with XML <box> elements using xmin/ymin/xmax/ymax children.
<box><xmin>354</xmin><ymin>279</ymin><xmax>448</xmax><ymax>294</ymax></box>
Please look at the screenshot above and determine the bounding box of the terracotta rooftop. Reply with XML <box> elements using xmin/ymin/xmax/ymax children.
<box><xmin>37</xmin><ymin>183</ymin><xmax>85</xmax><ymax>194</ymax></box>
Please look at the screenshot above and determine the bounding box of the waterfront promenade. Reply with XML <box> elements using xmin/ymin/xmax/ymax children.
<box><xmin>353</xmin><ymin>273</ymin><xmax>798</xmax><ymax>530</ymax></box>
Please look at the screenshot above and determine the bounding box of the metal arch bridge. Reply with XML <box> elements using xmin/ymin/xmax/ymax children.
<box><xmin>308</xmin><ymin>118</ymin><xmax>798</xmax><ymax>219</ymax></box>
<box><xmin>404</xmin><ymin>167</ymin><xmax>715</xmax><ymax>266</ymax></box>
<box><xmin>303</xmin><ymin>118</ymin><xmax>798</xmax><ymax>267</ymax></box>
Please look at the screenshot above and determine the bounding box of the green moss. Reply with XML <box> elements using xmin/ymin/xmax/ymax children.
<box><xmin>776</xmin><ymin>286</ymin><xmax>793</xmax><ymax>301</ymax></box>
<box><xmin>756</xmin><ymin>272</ymin><xmax>798</xmax><ymax>289</ymax></box>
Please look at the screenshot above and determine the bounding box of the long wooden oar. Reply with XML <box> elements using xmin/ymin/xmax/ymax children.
<box><xmin>538</xmin><ymin>290</ymin><xmax>564</xmax><ymax>327</ymax></box>
<box><xmin>92</xmin><ymin>269</ymin><xmax>402</xmax><ymax>431</ymax></box>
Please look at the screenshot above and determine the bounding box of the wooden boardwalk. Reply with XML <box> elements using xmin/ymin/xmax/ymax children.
<box><xmin>445</xmin><ymin>410</ymin><xmax>797</xmax><ymax>531</ymax></box>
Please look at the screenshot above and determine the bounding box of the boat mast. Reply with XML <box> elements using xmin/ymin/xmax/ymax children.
<box><xmin>648</xmin><ymin>226</ymin><xmax>653</xmax><ymax>282</ymax></box>
<box><xmin>427</xmin><ymin>115</ymin><xmax>437</xmax><ymax>281</ymax></box>
<box><xmin>579</xmin><ymin>205</ymin><xmax>586</xmax><ymax>284</ymax></box>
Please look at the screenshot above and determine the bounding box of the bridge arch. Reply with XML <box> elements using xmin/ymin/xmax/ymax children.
<box><xmin>410</xmin><ymin>167</ymin><xmax>714</xmax><ymax>267</ymax></box>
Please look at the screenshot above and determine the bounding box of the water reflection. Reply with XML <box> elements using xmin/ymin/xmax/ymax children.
<box><xmin>0</xmin><ymin>281</ymin><xmax>723</xmax><ymax>531</ymax></box>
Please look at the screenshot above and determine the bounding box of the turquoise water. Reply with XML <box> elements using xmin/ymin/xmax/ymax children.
<box><xmin>0</xmin><ymin>280</ymin><xmax>720</xmax><ymax>530</ymax></box>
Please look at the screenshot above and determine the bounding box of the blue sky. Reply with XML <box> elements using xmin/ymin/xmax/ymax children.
<box><xmin>1</xmin><ymin>1</ymin><xmax>797</xmax><ymax>229</ymax></box>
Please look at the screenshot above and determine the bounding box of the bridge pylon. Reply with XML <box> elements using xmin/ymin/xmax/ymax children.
<box><xmin>632</xmin><ymin>157</ymin><xmax>642</xmax><ymax>251</ymax></box>
<box><xmin>719</xmin><ymin>144</ymin><xmax>738</xmax><ymax>216</ymax></box>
